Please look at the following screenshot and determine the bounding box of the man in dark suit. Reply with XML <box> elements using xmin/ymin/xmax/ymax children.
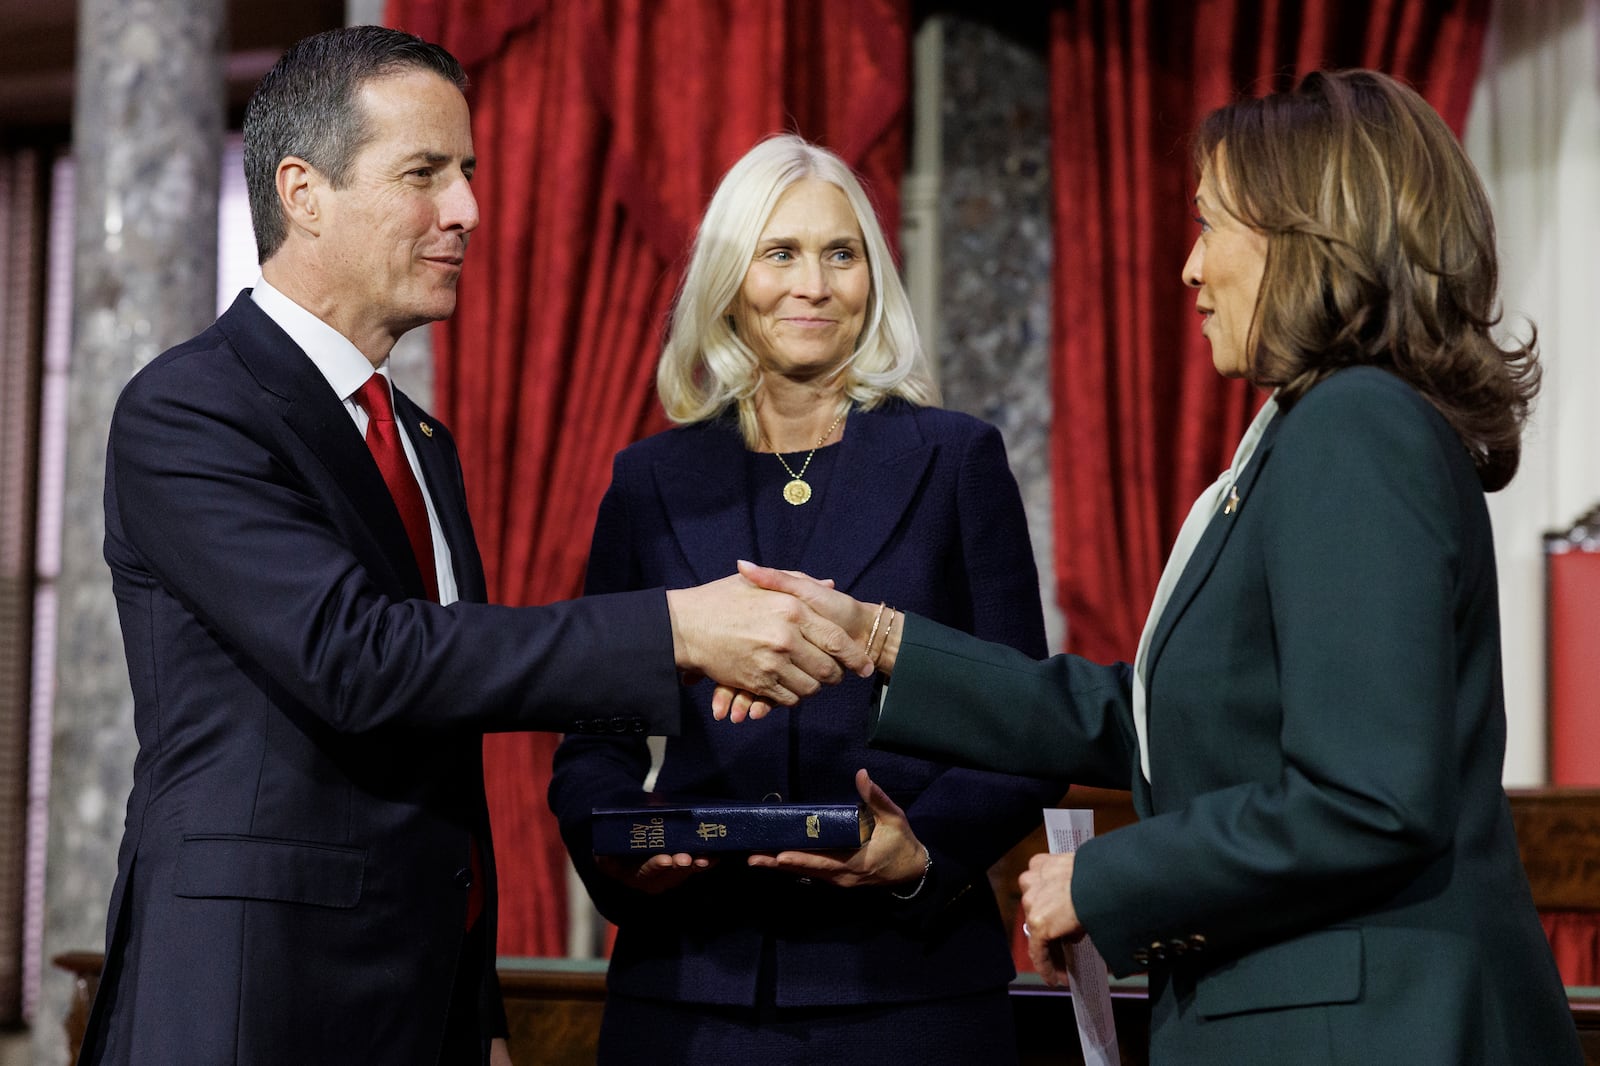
<box><xmin>83</xmin><ymin>26</ymin><xmax>861</xmax><ymax>1066</ymax></box>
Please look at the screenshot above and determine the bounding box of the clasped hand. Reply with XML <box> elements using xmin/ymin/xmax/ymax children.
<box><xmin>665</xmin><ymin>561</ymin><xmax>882</xmax><ymax>721</ymax></box>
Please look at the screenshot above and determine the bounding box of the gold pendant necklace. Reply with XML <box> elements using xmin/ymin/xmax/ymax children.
<box><xmin>771</xmin><ymin>407</ymin><xmax>847</xmax><ymax>506</ymax></box>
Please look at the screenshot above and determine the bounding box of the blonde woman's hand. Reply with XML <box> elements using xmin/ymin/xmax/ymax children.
<box><xmin>745</xmin><ymin>769</ymin><xmax>925</xmax><ymax>889</ymax></box>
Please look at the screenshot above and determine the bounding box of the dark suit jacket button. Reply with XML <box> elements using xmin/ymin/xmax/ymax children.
<box><xmin>1148</xmin><ymin>940</ymin><xmax>1167</xmax><ymax>962</ymax></box>
<box><xmin>1187</xmin><ymin>934</ymin><xmax>1207</xmax><ymax>952</ymax></box>
<box><xmin>628</xmin><ymin>719</ymin><xmax>647</xmax><ymax>734</ymax></box>
<box><xmin>608</xmin><ymin>717</ymin><xmax>631</xmax><ymax>734</ymax></box>
<box><xmin>1131</xmin><ymin>949</ymin><xmax>1150</xmax><ymax>966</ymax></box>
<box><xmin>454</xmin><ymin>867</ymin><xmax>473</xmax><ymax>889</ymax></box>
<box><xmin>1166</xmin><ymin>938</ymin><xmax>1188</xmax><ymax>956</ymax></box>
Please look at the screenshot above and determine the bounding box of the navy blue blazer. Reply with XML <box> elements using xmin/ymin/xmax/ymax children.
<box><xmin>86</xmin><ymin>293</ymin><xmax>683</xmax><ymax>1066</ymax></box>
<box><xmin>549</xmin><ymin>400</ymin><xmax>1065</xmax><ymax>1008</ymax></box>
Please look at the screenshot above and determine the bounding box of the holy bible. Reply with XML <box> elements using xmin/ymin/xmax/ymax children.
<box><xmin>591</xmin><ymin>801</ymin><xmax>872</xmax><ymax>855</ymax></box>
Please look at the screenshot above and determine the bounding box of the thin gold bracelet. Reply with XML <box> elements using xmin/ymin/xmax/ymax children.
<box><xmin>864</xmin><ymin>601</ymin><xmax>888</xmax><ymax>656</ymax></box>
<box><xmin>871</xmin><ymin>607</ymin><xmax>897</xmax><ymax>665</ymax></box>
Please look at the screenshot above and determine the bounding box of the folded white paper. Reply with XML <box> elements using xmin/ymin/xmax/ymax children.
<box><xmin>1042</xmin><ymin>808</ymin><xmax>1120</xmax><ymax>1066</ymax></box>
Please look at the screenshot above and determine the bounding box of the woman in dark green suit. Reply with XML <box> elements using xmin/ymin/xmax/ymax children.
<box><xmin>737</xmin><ymin>70</ymin><xmax>1583</xmax><ymax>1065</ymax></box>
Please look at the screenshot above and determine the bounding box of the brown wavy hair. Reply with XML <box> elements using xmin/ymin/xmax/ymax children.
<box><xmin>1196</xmin><ymin>69</ymin><xmax>1537</xmax><ymax>491</ymax></box>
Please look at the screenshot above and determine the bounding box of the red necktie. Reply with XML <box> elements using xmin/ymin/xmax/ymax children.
<box><xmin>353</xmin><ymin>376</ymin><xmax>482</xmax><ymax>929</ymax></box>
<box><xmin>353</xmin><ymin>374</ymin><xmax>439</xmax><ymax>602</ymax></box>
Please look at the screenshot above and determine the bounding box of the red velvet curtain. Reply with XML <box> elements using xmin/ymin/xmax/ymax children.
<box><xmin>1049</xmin><ymin>0</ymin><xmax>1490</xmax><ymax>667</ymax></box>
<box><xmin>384</xmin><ymin>0</ymin><xmax>910</xmax><ymax>956</ymax></box>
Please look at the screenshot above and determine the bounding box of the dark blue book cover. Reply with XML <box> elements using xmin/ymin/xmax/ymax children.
<box><xmin>591</xmin><ymin>800</ymin><xmax>871</xmax><ymax>855</ymax></box>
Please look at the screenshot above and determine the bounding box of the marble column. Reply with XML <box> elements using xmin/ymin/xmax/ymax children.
<box><xmin>935</xmin><ymin>17</ymin><xmax>1060</xmax><ymax>647</ymax></box>
<box><xmin>35</xmin><ymin>2</ymin><xmax>225</xmax><ymax>1061</ymax></box>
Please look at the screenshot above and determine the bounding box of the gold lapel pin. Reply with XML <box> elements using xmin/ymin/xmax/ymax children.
<box><xmin>418</xmin><ymin>422</ymin><xmax>434</xmax><ymax>438</ymax></box>
<box><xmin>1223</xmin><ymin>485</ymin><xmax>1240</xmax><ymax>515</ymax></box>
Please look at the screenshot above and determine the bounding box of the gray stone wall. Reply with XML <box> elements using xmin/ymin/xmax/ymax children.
<box><xmin>933</xmin><ymin>17</ymin><xmax>1060</xmax><ymax>647</ymax></box>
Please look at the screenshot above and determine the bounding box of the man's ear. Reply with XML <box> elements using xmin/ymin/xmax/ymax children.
<box><xmin>276</xmin><ymin>157</ymin><xmax>321</xmax><ymax>236</ymax></box>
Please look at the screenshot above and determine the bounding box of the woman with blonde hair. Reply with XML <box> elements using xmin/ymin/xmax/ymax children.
<box><xmin>549</xmin><ymin>134</ymin><xmax>1063</xmax><ymax>1063</ymax></box>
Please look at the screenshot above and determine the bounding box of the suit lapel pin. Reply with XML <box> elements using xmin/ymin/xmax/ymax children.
<box><xmin>1223</xmin><ymin>484</ymin><xmax>1240</xmax><ymax>515</ymax></box>
<box><xmin>418</xmin><ymin>422</ymin><xmax>434</xmax><ymax>438</ymax></box>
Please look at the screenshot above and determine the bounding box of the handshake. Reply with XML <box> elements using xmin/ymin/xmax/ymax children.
<box><xmin>663</xmin><ymin>560</ymin><xmax>899</xmax><ymax>722</ymax></box>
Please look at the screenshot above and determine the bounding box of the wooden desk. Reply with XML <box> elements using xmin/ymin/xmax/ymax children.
<box><xmin>1508</xmin><ymin>787</ymin><xmax>1600</xmax><ymax>910</ymax></box>
<box><xmin>497</xmin><ymin>958</ymin><xmax>606</xmax><ymax>1066</ymax></box>
<box><xmin>1508</xmin><ymin>788</ymin><xmax>1600</xmax><ymax>988</ymax></box>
